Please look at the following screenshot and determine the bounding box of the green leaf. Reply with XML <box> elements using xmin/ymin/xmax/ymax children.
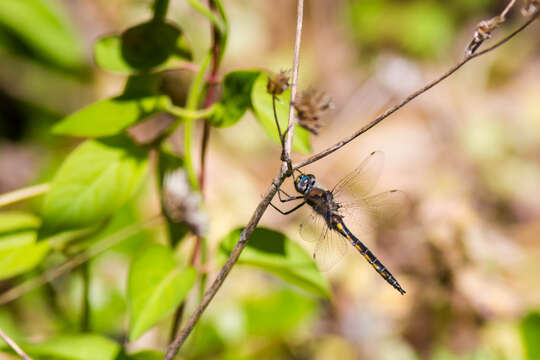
<box><xmin>123</xmin><ymin>73</ymin><xmax>163</xmax><ymax>98</ymax></box>
<box><xmin>0</xmin><ymin>211</ymin><xmax>40</xmax><ymax>251</ymax></box>
<box><xmin>251</xmin><ymin>73</ymin><xmax>311</xmax><ymax>154</ymax></box>
<box><xmin>71</xmin><ymin>203</ymin><xmax>151</xmax><ymax>256</ymax></box>
<box><xmin>128</xmin><ymin>244</ymin><xmax>197</xmax><ymax>340</ymax></box>
<box><xmin>41</xmin><ymin>137</ymin><xmax>149</xmax><ymax>235</ymax></box>
<box><xmin>126</xmin><ymin>350</ymin><xmax>164</xmax><ymax>360</ymax></box>
<box><xmin>0</xmin><ymin>211</ymin><xmax>47</xmax><ymax>279</ymax></box>
<box><xmin>208</xmin><ymin>70</ymin><xmax>261</xmax><ymax>127</ymax></box>
<box><xmin>0</xmin><ymin>241</ymin><xmax>50</xmax><ymax>280</ymax></box>
<box><xmin>0</xmin><ymin>0</ymin><xmax>85</xmax><ymax>70</ymax></box>
<box><xmin>94</xmin><ymin>21</ymin><xmax>192</xmax><ymax>73</ymax></box>
<box><xmin>0</xmin><ymin>211</ymin><xmax>41</xmax><ymax>233</ymax></box>
<box><xmin>52</xmin><ymin>95</ymin><xmax>172</xmax><ymax>137</ymax></box>
<box><xmin>244</xmin><ymin>289</ymin><xmax>317</xmax><ymax>336</ymax></box>
<box><xmin>219</xmin><ymin>227</ymin><xmax>330</xmax><ymax>298</ymax></box>
<box><xmin>23</xmin><ymin>334</ymin><xmax>120</xmax><ymax>360</ymax></box>
<box><xmin>521</xmin><ymin>312</ymin><xmax>540</xmax><ymax>360</ymax></box>
<box><xmin>0</xmin><ymin>231</ymin><xmax>36</xmax><ymax>251</ymax></box>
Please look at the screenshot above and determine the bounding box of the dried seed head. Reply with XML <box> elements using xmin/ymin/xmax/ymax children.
<box><xmin>465</xmin><ymin>16</ymin><xmax>503</xmax><ymax>56</ymax></box>
<box><xmin>266</xmin><ymin>69</ymin><xmax>291</xmax><ymax>96</ymax></box>
<box><xmin>163</xmin><ymin>169</ymin><xmax>208</xmax><ymax>237</ymax></box>
<box><xmin>522</xmin><ymin>0</ymin><xmax>539</xmax><ymax>15</ymax></box>
<box><xmin>293</xmin><ymin>88</ymin><xmax>333</xmax><ymax>135</ymax></box>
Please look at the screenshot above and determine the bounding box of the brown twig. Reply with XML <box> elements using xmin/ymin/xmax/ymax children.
<box><xmin>0</xmin><ymin>328</ymin><xmax>31</xmax><ymax>360</ymax></box>
<box><xmin>198</xmin><ymin>0</ymin><xmax>222</xmax><ymax>191</ymax></box>
<box><xmin>501</xmin><ymin>0</ymin><xmax>517</xmax><ymax>19</ymax></box>
<box><xmin>163</xmin><ymin>2</ymin><xmax>304</xmax><ymax>358</ymax></box>
<box><xmin>168</xmin><ymin>234</ymin><xmax>202</xmax><ymax>343</ymax></box>
<box><xmin>272</xmin><ymin>95</ymin><xmax>285</xmax><ymax>147</ymax></box>
<box><xmin>280</xmin><ymin>0</ymin><xmax>304</xmax><ymax>173</ymax></box>
<box><xmin>293</xmin><ymin>11</ymin><xmax>539</xmax><ymax>170</ymax></box>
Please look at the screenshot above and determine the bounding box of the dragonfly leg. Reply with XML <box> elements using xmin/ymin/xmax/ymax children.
<box><xmin>269</xmin><ymin>200</ymin><xmax>306</xmax><ymax>215</ymax></box>
<box><xmin>277</xmin><ymin>188</ymin><xmax>304</xmax><ymax>203</ymax></box>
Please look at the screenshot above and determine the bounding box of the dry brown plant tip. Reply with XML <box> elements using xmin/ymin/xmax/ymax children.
<box><xmin>522</xmin><ymin>0</ymin><xmax>539</xmax><ymax>15</ymax></box>
<box><xmin>465</xmin><ymin>0</ymin><xmax>521</xmax><ymax>56</ymax></box>
<box><xmin>267</xmin><ymin>69</ymin><xmax>291</xmax><ymax>96</ymax></box>
<box><xmin>466</xmin><ymin>17</ymin><xmax>502</xmax><ymax>55</ymax></box>
<box><xmin>293</xmin><ymin>87</ymin><xmax>333</xmax><ymax>135</ymax></box>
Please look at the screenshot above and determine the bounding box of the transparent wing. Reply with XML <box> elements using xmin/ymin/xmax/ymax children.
<box><xmin>342</xmin><ymin>189</ymin><xmax>408</xmax><ymax>229</ymax></box>
<box><xmin>298</xmin><ymin>211</ymin><xmax>348</xmax><ymax>271</ymax></box>
<box><xmin>332</xmin><ymin>151</ymin><xmax>384</xmax><ymax>198</ymax></box>
<box><xmin>313</xmin><ymin>226</ymin><xmax>348</xmax><ymax>271</ymax></box>
<box><xmin>299</xmin><ymin>211</ymin><xmax>322</xmax><ymax>243</ymax></box>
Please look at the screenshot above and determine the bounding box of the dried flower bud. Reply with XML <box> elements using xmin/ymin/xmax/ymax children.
<box><xmin>163</xmin><ymin>169</ymin><xmax>208</xmax><ymax>237</ymax></box>
<box><xmin>465</xmin><ymin>16</ymin><xmax>503</xmax><ymax>56</ymax></box>
<box><xmin>293</xmin><ymin>88</ymin><xmax>333</xmax><ymax>135</ymax></box>
<box><xmin>266</xmin><ymin>69</ymin><xmax>290</xmax><ymax>96</ymax></box>
<box><xmin>522</xmin><ymin>0</ymin><xmax>539</xmax><ymax>15</ymax></box>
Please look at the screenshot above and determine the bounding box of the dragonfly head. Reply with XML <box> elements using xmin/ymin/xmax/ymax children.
<box><xmin>295</xmin><ymin>174</ymin><xmax>316</xmax><ymax>194</ymax></box>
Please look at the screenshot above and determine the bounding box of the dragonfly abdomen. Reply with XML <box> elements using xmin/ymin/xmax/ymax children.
<box><xmin>332</xmin><ymin>217</ymin><xmax>406</xmax><ymax>295</ymax></box>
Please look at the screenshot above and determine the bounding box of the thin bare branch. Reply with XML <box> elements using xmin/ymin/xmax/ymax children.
<box><xmin>281</xmin><ymin>0</ymin><xmax>304</xmax><ymax>173</ymax></box>
<box><xmin>0</xmin><ymin>328</ymin><xmax>31</xmax><ymax>360</ymax></box>
<box><xmin>0</xmin><ymin>183</ymin><xmax>50</xmax><ymax>208</ymax></box>
<box><xmin>501</xmin><ymin>0</ymin><xmax>517</xmax><ymax>19</ymax></box>
<box><xmin>293</xmin><ymin>11</ymin><xmax>539</xmax><ymax>170</ymax></box>
<box><xmin>164</xmin><ymin>1</ymin><xmax>305</xmax><ymax>358</ymax></box>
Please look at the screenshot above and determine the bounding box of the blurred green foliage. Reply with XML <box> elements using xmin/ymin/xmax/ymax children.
<box><xmin>521</xmin><ymin>312</ymin><xmax>540</xmax><ymax>360</ymax></box>
<box><xmin>345</xmin><ymin>0</ymin><xmax>497</xmax><ymax>58</ymax></box>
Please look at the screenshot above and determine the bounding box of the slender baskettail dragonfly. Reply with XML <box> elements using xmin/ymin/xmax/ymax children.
<box><xmin>271</xmin><ymin>151</ymin><xmax>406</xmax><ymax>295</ymax></box>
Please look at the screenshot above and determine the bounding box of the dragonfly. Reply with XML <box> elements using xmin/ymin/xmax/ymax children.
<box><xmin>270</xmin><ymin>151</ymin><xmax>406</xmax><ymax>295</ymax></box>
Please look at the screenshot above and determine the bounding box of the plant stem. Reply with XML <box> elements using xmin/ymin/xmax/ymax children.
<box><xmin>186</xmin><ymin>0</ymin><xmax>226</xmax><ymax>34</ymax></box>
<box><xmin>0</xmin><ymin>183</ymin><xmax>50</xmax><ymax>208</ymax></box>
<box><xmin>168</xmin><ymin>234</ymin><xmax>201</xmax><ymax>343</ymax></box>
<box><xmin>198</xmin><ymin>0</ymin><xmax>223</xmax><ymax>191</ymax></box>
<box><xmin>183</xmin><ymin>54</ymin><xmax>211</xmax><ymax>192</ymax></box>
<box><xmin>152</xmin><ymin>0</ymin><xmax>169</xmax><ymax>21</ymax></box>
<box><xmin>164</xmin><ymin>2</ymin><xmax>305</xmax><ymax>358</ymax></box>
<box><xmin>281</xmin><ymin>0</ymin><xmax>304</xmax><ymax>173</ymax></box>
<box><xmin>169</xmin><ymin>0</ymin><xmax>224</xmax><ymax>343</ymax></box>
<box><xmin>167</xmin><ymin>104</ymin><xmax>216</xmax><ymax>119</ymax></box>
<box><xmin>0</xmin><ymin>328</ymin><xmax>31</xmax><ymax>360</ymax></box>
<box><xmin>272</xmin><ymin>95</ymin><xmax>285</xmax><ymax>147</ymax></box>
<box><xmin>81</xmin><ymin>263</ymin><xmax>90</xmax><ymax>332</ymax></box>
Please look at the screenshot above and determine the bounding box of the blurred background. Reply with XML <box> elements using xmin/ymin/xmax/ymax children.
<box><xmin>1</xmin><ymin>0</ymin><xmax>540</xmax><ymax>359</ymax></box>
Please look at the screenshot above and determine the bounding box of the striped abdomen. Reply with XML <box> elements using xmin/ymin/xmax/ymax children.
<box><xmin>332</xmin><ymin>216</ymin><xmax>406</xmax><ymax>295</ymax></box>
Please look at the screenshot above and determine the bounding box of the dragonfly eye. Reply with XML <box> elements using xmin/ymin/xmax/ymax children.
<box><xmin>295</xmin><ymin>175</ymin><xmax>312</xmax><ymax>193</ymax></box>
